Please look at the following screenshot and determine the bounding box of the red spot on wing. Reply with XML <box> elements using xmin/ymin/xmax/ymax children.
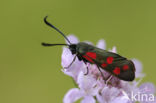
<box><xmin>101</xmin><ymin>62</ymin><xmax>107</xmax><ymax>68</ymax></box>
<box><xmin>113</xmin><ymin>67</ymin><xmax>120</xmax><ymax>75</ymax></box>
<box><xmin>83</xmin><ymin>55</ymin><xmax>94</xmax><ymax>63</ymax></box>
<box><xmin>107</xmin><ymin>57</ymin><xmax>114</xmax><ymax>64</ymax></box>
<box><xmin>83</xmin><ymin>52</ymin><xmax>96</xmax><ymax>63</ymax></box>
<box><xmin>86</xmin><ymin>52</ymin><xmax>96</xmax><ymax>59</ymax></box>
<box><xmin>123</xmin><ymin>65</ymin><xmax>129</xmax><ymax>71</ymax></box>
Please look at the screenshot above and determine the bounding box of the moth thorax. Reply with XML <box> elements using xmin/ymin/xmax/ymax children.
<box><xmin>69</xmin><ymin>44</ymin><xmax>77</xmax><ymax>54</ymax></box>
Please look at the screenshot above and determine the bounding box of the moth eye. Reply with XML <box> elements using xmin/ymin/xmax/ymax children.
<box><xmin>122</xmin><ymin>65</ymin><xmax>129</xmax><ymax>71</ymax></box>
<box><xmin>106</xmin><ymin>57</ymin><xmax>114</xmax><ymax>64</ymax></box>
<box><xmin>113</xmin><ymin>67</ymin><xmax>120</xmax><ymax>75</ymax></box>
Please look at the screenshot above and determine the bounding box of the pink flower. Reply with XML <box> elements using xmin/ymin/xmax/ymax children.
<box><xmin>63</xmin><ymin>71</ymin><xmax>100</xmax><ymax>103</ymax></box>
<box><xmin>61</xmin><ymin>35</ymin><xmax>156</xmax><ymax>103</ymax></box>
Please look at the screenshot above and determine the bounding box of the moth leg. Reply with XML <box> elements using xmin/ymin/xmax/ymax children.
<box><xmin>105</xmin><ymin>75</ymin><xmax>113</xmax><ymax>85</ymax></box>
<box><xmin>64</xmin><ymin>55</ymin><xmax>77</xmax><ymax>69</ymax></box>
<box><xmin>84</xmin><ymin>63</ymin><xmax>89</xmax><ymax>75</ymax></box>
<box><xmin>79</xmin><ymin>56</ymin><xmax>89</xmax><ymax>75</ymax></box>
<box><xmin>97</xmin><ymin>66</ymin><xmax>106</xmax><ymax>82</ymax></box>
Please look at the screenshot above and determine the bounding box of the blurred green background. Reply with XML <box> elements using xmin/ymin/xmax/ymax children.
<box><xmin>0</xmin><ymin>0</ymin><xmax>156</xmax><ymax>103</ymax></box>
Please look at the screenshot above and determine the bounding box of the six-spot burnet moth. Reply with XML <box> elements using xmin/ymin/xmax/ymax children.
<box><xmin>42</xmin><ymin>16</ymin><xmax>135</xmax><ymax>82</ymax></box>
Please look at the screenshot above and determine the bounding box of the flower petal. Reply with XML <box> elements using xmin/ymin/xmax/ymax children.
<box><xmin>96</xmin><ymin>87</ymin><xmax>121</xmax><ymax>103</ymax></box>
<box><xmin>96</xmin><ymin>39</ymin><xmax>106</xmax><ymax>49</ymax></box>
<box><xmin>84</xmin><ymin>41</ymin><xmax>93</xmax><ymax>45</ymax></box>
<box><xmin>120</xmin><ymin>80</ymin><xmax>140</xmax><ymax>96</ymax></box>
<box><xmin>61</xmin><ymin>47</ymin><xmax>85</xmax><ymax>81</ymax></box>
<box><xmin>110</xmin><ymin>96</ymin><xmax>130</xmax><ymax>103</ymax></box>
<box><xmin>139</xmin><ymin>82</ymin><xmax>155</xmax><ymax>94</ymax></box>
<box><xmin>63</xmin><ymin>88</ymin><xmax>83</xmax><ymax>103</ymax></box>
<box><xmin>61</xmin><ymin>62</ymin><xmax>85</xmax><ymax>81</ymax></box>
<box><xmin>77</xmin><ymin>71</ymin><xmax>97</xmax><ymax>91</ymax></box>
<box><xmin>81</xmin><ymin>96</ymin><xmax>96</xmax><ymax>103</ymax></box>
<box><xmin>61</xmin><ymin>47</ymin><xmax>74</xmax><ymax>68</ymax></box>
<box><xmin>66</xmin><ymin>35</ymin><xmax>79</xmax><ymax>44</ymax></box>
<box><xmin>108</xmin><ymin>46</ymin><xmax>117</xmax><ymax>53</ymax></box>
<box><xmin>111</xmin><ymin>46</ymin><xmax>117</xmax><ymax>53</ymax></box>
<box><xmin>132</xmin><ymin>59</ymin><xmax>145</xmax><ymax>78</ymax></box>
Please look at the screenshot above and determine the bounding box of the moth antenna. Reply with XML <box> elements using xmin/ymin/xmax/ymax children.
<box><xmin>44</xmin><ymin>16</ymin><xmax>71</xmax><ymax>44</ymax></box>
<box><xmin>42</xmin><ymin>42</ymin><xmax>69</xmax><ymax>46</ymax></box>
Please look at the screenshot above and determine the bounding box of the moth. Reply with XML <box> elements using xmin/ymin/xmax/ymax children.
<box><xmin>42</xmin><ymin>16</ymin><xmax>135</xmax><ymax>82</ymax></box>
